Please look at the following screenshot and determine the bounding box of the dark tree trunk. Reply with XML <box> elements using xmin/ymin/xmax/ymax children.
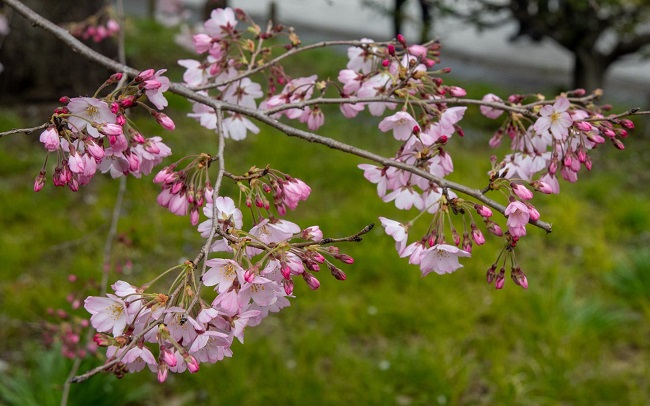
<box><xmin>0</xmin><ymin>0</ymin><xmax>116</xmax><ymax>103</ymax></box>
<box><xmin>572</xmin><ymin>49</ymin><xmax>609</xmax><ymax>92</ymax></box>
<box><xmin>394</xmin><ymin>0</ymin><xmax>408</xmax><ymax>38</ymax></box>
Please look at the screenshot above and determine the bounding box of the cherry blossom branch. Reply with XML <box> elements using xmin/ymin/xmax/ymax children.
<box><xmin>2</xmin><ymin>0</ymin><xmax>555</xmax><ymax>232</ymax></box>
<box><xmin>197</xmin><ymin>39</ymin><xmax>395</xmax><ymax>90</ymax></box>
<box><xmin>291</xmin><ymin>224</ymin><xmax>375</xmax><ymax>248</ymax></box>
<box><xmin>263</xmin><ymin>95</ymin><xmax>534</xmax><ymax>117</ymax></box>
<box><xmin>69</xmin><ymin>321</ymin><xmax>160</xmax><ymax>383</ymax></box>
<box><xmin>0</xmin><ymin>123</ymin><xmax>48</xmax><ymax>138</ymax></box>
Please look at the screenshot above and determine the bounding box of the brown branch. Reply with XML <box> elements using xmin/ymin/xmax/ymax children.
<box><xmin>0</xmin><ymin>123</ymin><xmax>49</xmax><ymax>138</ymax></box>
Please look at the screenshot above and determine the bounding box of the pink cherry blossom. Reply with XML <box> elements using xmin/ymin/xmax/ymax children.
<box><xmin>357</xmin><ymin>73</ymin><xmax>396</xmax><ymax>116</ymax></box>
<box><xmin>84</xmin><ymin>294</ymin><xmax>129</xmax><ymax>337</ymax></box>
<box><xmin>222</xmin><ymin>78</ymin><xmax>263</xmax><ymax>109</ymax></box>
<box><xmin>202</xmin><ymin>258</ymin><xmax>245</xmax><ymax>294</ymax></box>
<box><xmin>178</xmin><ymin>59</ymin><xmax>210</xmax><ymax>86</ymax></box>
<box><xmin>379</xmin><ymin>217</ymin><xmax>409</xmax><ymax>253</ymax></box>
<box><xmin>346</xmin><ymin>38</ymin><xmax>377</xmax><ymax>73</ymax></box>
<box><xmin>39</xmin><ymin>127</ymin><xmax>60</xmax><ymax>151</ymax></box>
<box><xmin>378</xmin><ymin>111</ymin><xmax>418</xmax><ymax>141</ymax></box>
<box><xmin>419</xmin><ymin>244</ymin><xmax>471</xmax><ymax>276</ymax></box>
<box><xmin>504</xmin><ymin>200</ymin><xmax>530</xmax><ymax>237</ymax></box>
<box><xmin>145</xmin><ymin>69</ymin><xmax>170</xmax><ymax>110</ymax></box>
<box><xmin>480</xmin><ymin>93</ymin><xmax>505</xmax><ymax>119</ymax></box>
<box><xmin>67</xmin><ymin>97</ymin><xmax>116</xmax><ymax>138</ymax></box>
<box><xmin>223</xmin><ymin>113</ymin><xmax>259</xmax><ymax>140</ymax></box>
<box><xmin>383</xmin><ymin>186</ymin><xmax>423</xmax><ymax>210</ymax></box>
<box><xmin>204</xmin><ymin>7</ymin><xmax>237</xmax><ymax>39</ymax></box>
<box><xmin>533</xmin><ymin>97</ymin><xmax>573</xmax><ymax>140</ymax></box>
<box><xmin>511</xmin><ymin>183</ymin><xmax>534</xmax><ymax>200</ymax></box>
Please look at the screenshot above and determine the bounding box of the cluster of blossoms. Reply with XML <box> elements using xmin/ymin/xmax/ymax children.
<box><xmin>342</xmin><ymin>38</ymin><xmax>634</xmax><ymax>288</ymax></box>
<box><xmin>34</xmin><ymin>70</ymin><xmax>174</xmax><ymax>192</ymax></box>
<box><xmin>173</xmin><ymin>7</ymin><xmax>632</xmax><ymax>289</ymax></box>
<box><xmin>42</xmin><ymin>274</ymin><xmax>98</xmax><ymax>360</ymax></box>
<box><xmin>7</xmin><ymin>1</ymin><xmax>636</xmax><ymax>383</ymax></box>
<box><xmin>484</xmin><ymin>91</ymin><xmax>633</xmax><ymax>192</ymax></box>
<box><xmin>85</xmin><ymin>186</ymin><xmax>356</xmax><ymax>381</ymax></box>
<box><xmin>65</xmin><ymin>7</ymin><xmax>120</xmax><ymax>43</ymax></box>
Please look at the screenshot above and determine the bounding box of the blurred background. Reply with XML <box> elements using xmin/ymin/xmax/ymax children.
<box><xmin>0</xmin><ymin>0</ymin><xmax>649</xmax><ymax>405</ymax></box>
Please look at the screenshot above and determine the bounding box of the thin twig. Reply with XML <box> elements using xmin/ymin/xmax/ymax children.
<box><xmin>0</xmin><ymin>123</ymin><xmax>49</xmax><ymax>138</ymax></box>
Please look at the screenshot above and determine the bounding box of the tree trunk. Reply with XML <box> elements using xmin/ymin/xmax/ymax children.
<box><xmin>0</xmin><ymin>0</ymin><xmax>116</xmax><ymax>103</ymax></box>
<box><xmin>572</xmin><ymin>49</ymin><xmax>609</xmax><ymax>92</ymax></box>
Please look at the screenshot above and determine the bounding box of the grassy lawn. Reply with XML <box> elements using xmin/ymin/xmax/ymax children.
<box><xmin>1</xmin><ymin>17</ymin><xmax>649</xmax><ymax>406</ymax></box>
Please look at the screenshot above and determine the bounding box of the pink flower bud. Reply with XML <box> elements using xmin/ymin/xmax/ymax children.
<box><xmin>495</xmin><ymin>268</ymin><xmax>506</xmax><ymax>289</ymax></box>
<box><xmin>511</xmin><ymin>267</ymin><xmax>529</xmax><ymax>289</ymax></box>
<box><xmin>153</xmin><ymin>112</ymin><xmax>175</xmax><ymax>130</ymax></box>
<box><xmin>141</xmin><ymin>79</ymin><xmax>162</xmax><ymax>91</ymax></box>
<box><xmin>125</xmin><ymin>152</ymin><xmax>140</xmax><ymax>172</ymax></box>
<box><xmin>573</xmin><ymin>88</ymin><xmax>586</xmax><ymax>96</ymax></box>
<box><xmin>119</xmin><ymin>95</ymin><xmax>136</xmax><ymax>108</ymax></box>
<box><xmin>283</xmin><ymin>279</ymin><xmax>294</xmax><ymax>295</ymax></box>
<box><xmin>397</xmin><ymin>34</ymin><xmax>406</xmax><ymax>46</ymax></box>
<box><xmin>99</xmin><ymin>123</ymin><xmax>123</xmax><ymax>137</ymax></box>
<box><xmin>575</xmin><ymin>121</ymin><xmax>592</xmax><ymax>132</ymax></box>
<box><xmin>59</xmin><ymin>96</ymin><xmax>70</xmax><ymax>104</ymax></box>
<box><xmin>382</xmin><ymin>59</ymin><xmax>390</xmax><ymax>67</ymax></box>
<box><xmin>107</xmin><ymin>19</ymin><xmax>120</xmax><ymax>33</ymax></box>
<box><xmin>161</xmin><ymin>346</ymin><xmax>177</xmax><ymax>367</ymax></box>
<box><xmin>475</xmin><ymin>204</ymin><xmax>493</xmax><ymax>218</ymax></box>
<box><xmin>486</xmin><ymin>265</ymin><xmax>497</xmax><ymax>284</ymax></box>
<box><xmin>511</xmin><ymin>183</ymin><xmax>533</xmax><ymax>200</ymax></box>
<box><xmin>106</xmin><ymin>72</ymin><xmax>123</xmax><ymax>84</ymax></box>
<box><xmin>328</xmin><ymin>264</ymin><xmax>347</xmax><ymax>281</ymax></box>
<box><xmin>137</xmin><ymin>69</ymin><xmax>155</xmax><ymax>81</ymax></box>
<box><xmin>39</xmin><ymin>127</ymin><xmax>60</xmax><ymax>152</ymax></box>
<box><xmin>185</xmin><ymin>354</ymin><xmax>200</xmax><ymax>373</ymax></box>
<box><xmin>472</xmin><ymin>228</ymin><xmax>485</xmax><ymax>245</ymax></box>
<box><xmin>157</xmin><ymin>365</ymin><xmax>169</xmax><ymax>383</ymax></box>
<box><xmin>93</xmin><ymin>333</ymin><xmax>112</xmax><ymax>347</ymax></box>
<box><xmin>487</xmin><ymin>221</ymin><xmax>503</xmax><ymax>237</ymax></box>
<box><xmin>612</xmin><ymin>138</ymin><xmax>625</xmax><ymax>150</ymax></box>
<box><xmin>302</xmin><ymin>273</ymin><xmax>321</xmax><ymax>290</ymax></box>
<box><xmin>335</xmin><ymin>254</ymin><xmax>354</xmax><ymax>264</ymax></box>
<box><xmin>387</xmin><ymin>44</ymin><xmax>395</xmax><ymax>56</ymax></box>
<box><xmin>532</xmin><ymin>181</ymin><xmax>553</xmax><ymax>194</ymax></box>
<box><xmin>190</xmin><ymin>207</ymin><xmax>199</xmax><ymax>225</ymax></box>
<box><xmin>244</xmin><ymin>269</ymin><xmax>255</xmax><ymax>283</ymax></box>
<box><xmin>281</xmin><ymin>264</ymin><xmax>292</xmax><ymax>280</ymax></box>
<box><xmin>448</xmin><ymin>86</ymin><xmax>466</xmax><ymax>97</ymax></box>
<box><xmin>34</xmin><ymin>171</ymin><xmax>46</xmax><ymax>192</ymax></box>
<box><xmin>620</xmin><ymin>119</ymin><xmax>634</xmax><ymax>129</ymax></box>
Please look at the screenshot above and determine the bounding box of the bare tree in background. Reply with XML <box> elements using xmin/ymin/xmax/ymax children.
<box><xmin>0</xmin><ymin>0</ymin><xmax>115</xmax><ymax>103</ymax></box>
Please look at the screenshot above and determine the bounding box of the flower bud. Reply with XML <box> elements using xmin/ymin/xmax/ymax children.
<box><xmin>486</xmin><ymin>264</ymin><xmax>497</xmax><ymax>284</ymax></box>
<box><xmin>137</xmin><ymin>69</ymin><xmax>155</xmax><ymax>81</ymax></box>
<box><xmin>495</xmin><ymin>267</ymin><xmax>506</xmax><ymax>289</ymax></box>
<box><xmin>34</xmin><ymin>170</ymin><xmax>46</xmax><ymax>192</ymax></box>
<box><xmin>302</xmin><ymin>273</ymin><xmax>321</xmax><ymax>290</ymax></box>
<box><xmin>620</xmin><ymin>119</ymin><xmax>634</xmax><ymax>129</ymax></box>
<box><xmin>153</xmin><ymin>112</ymin><xmax>175</xmax><ymax>130</ymax></box>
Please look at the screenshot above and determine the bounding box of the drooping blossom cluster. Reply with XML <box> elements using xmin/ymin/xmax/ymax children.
<box><xmin>85</xmin><ymin>182</ymin><xmax>356</xmax><ymax>381</ymax></box>
<box><xmin>344</xmin><ymin>38</ymin><xmax>634</xmax><ymax>288</ymax></box>
<box><xmin>34</xmin><ymin>70</ymin><xmax>173</xmax><ymax>192</ymax></box>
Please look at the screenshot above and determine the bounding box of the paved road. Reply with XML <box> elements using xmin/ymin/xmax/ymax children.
<box><xmin>127</xmin><ymin>0</ymin><xmax>650</xmax><ymax>104</ymax></box>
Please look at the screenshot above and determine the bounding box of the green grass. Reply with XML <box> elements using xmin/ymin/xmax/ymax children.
<box><xmin>1</xmin><ymin>16</ymin><xmax>650</xmax><ymax>406</ymax></box>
